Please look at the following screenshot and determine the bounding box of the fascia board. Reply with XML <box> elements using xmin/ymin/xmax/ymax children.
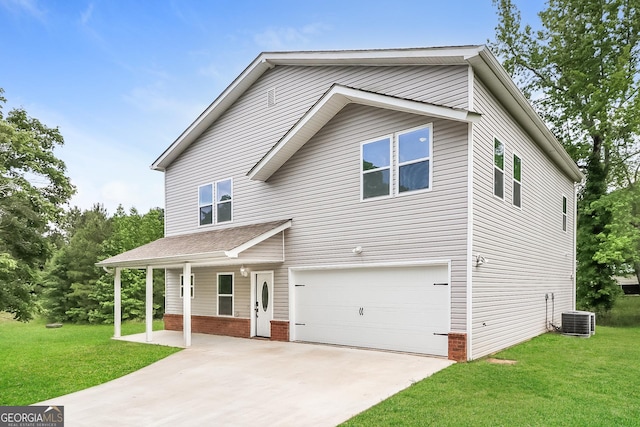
<box><xmin>151</xmin><ymin>54</ymin><xmax>274</xmax><ymax>171</ymax></box>
<box><xmin>151</xmin><ymin>46</ymin><xmax>485</xmax><ymax>172</ymax></box>
<box><xmin>472</xmin><ymin>48</ymin><xmax>584</xmax><ymax>182</ymax></box>
<box><xmin>224</xmin><ymin>219</ymin><xmax>292</xmax><ymax>258</ymax></box>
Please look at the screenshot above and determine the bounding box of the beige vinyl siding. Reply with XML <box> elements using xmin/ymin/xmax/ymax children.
<box><xmin>164</xmin><ymin>64</ymin><xmax>468</xmax><ymax>236</ymax></box>
<box><xmin>471</xmin><ymin>78</ymin><xmax>575</xmax><ymax>359</ymax></box>
<box><xmin>165</xmin><ymin>266</ymin><xmax>252</xmax><ymax>318</ymax></box>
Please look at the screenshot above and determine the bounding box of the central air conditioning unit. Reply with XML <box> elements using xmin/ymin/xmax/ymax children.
<box><xmin>561</xmin><ymin>311</ymin><xmax>596</xmax><ymax>337</ymax></box>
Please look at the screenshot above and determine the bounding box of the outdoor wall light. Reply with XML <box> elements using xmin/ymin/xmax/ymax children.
<box><xmin>352</xmin><ymin>246</ymin><xmax>363</xmax><ymax>255</ymax></box>
<box><xmin>240</xmin><ymin>265</ymin><xmax>249</xmax><ymax>277</ymax></box>
<box><xmin>475</xmin><ymin>255</ymin><xmax>486</xmax><ymax>267</ymax></box>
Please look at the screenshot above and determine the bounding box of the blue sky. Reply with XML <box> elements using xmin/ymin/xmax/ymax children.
<box><xmin>0</xmin><ymin>0</ymin><xmax>545</xmax><ymax>214</ymax></box>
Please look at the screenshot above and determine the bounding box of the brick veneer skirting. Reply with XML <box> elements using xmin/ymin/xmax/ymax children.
<box><xmin>448</xmin><ymin>332</ymin><xmax>467</xmax><ymax>362</ymax></box>
<box><xmin>270</xmin><ymin>320</ymin><xmax>289</xmax><ymax>341</ymax></box>
<box><xmin>163</xmin><ymin>314</ymin><xmax>250</xmax><ymax>338</ymax></box>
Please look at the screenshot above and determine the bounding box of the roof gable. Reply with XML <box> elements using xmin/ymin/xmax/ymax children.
<box><xmin>151</xmin><ymin>45</ymin><xmax>583</xmax><ymax>183</ymax></box>
<box><xmin>247</xmin><ymin>84</ymin><xmax>480</xmax><ymax>182</ymax></box>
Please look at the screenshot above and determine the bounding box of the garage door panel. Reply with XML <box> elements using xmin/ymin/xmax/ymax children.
<box><xmin>293</xmin><ymin>264</ymin><xmax>450</xmax><ymax>356</ymax></box>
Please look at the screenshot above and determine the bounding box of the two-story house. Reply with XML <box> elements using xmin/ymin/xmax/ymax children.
<box><xmin>98</xmin><ymin>45</ymin><xmax>583</xmax><ymax>361</ymax></box>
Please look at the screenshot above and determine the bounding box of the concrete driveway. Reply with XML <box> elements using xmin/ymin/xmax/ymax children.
<box><xmin>37</xmin><ymin>331</ymin><xmax>454</xmax><ymax>426</ymax></box>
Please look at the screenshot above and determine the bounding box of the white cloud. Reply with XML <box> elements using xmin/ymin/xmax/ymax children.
<box><xmin>254</xmin><ymin>22</ymin><xmax>330</xmax><ymax>50</ymax></box>
<box><xmin>0</xmin><ymin>0</ymin><xmax>46</xmax><ymax>22</ymax></box>
<box><xmin>79</xmin><ymin>2</ymin><xmax>93</xmax><ymax>26</ymax></box>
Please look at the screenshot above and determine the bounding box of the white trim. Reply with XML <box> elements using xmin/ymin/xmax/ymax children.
<box><xmin>182</xmin><ymin>263</ymin><xmax>192</xmax><ymax>347</ymax></box>
<box><xmin>145</xmin><ymin>266</ymin><xmax>153</xmax><ymax>343</ymax></box>
<box><xmin>562</xmin><ymin>194</ymin><xmax>568</xmax><ymax>233</ymax></box>
<box><xmin>572</xmin><ymin>184</ymin><xmax>579</xmax><ymax>309</ymax></box>
<box><xmin>250</xmin><ymin>270</ymin><xmax>274</xmax><ymax>337</ymax></box>
<box><xmin>248</xmin><ymin>84</ymin><xmax>480</xmax><ymax>182</ymax></box>
<box><xmin>224</xmin><ymin>219</ymin><xmax>292</xmax><ymax>258</ymax></box>
<box><xmin>197</xmin><ymin>183</ymin><xmax>214</xmax><ymax>227</ymax></box>
<box><xmin>215</xmin><ymin>178</ymin><xmax>234</xmax><ymax>224</ymax></box>
<box><xmin>467</xmin><ymin>64</ymin><xmax>474</xmax><ymax>111</ymax></box>
<box><xmin>493</xmin><ymin>137</ymin><xmax>505</xmax><ymax>201</ymax></box>
<box><xmin>395</xmin><ymin>123</ymin><xmax>433</xmax><ymax>197</ymax></box>
<box><xmin>114</xmin><ymin>268</ymin><xmax>121</xmax><ymax>338</ymax></box>
<box><xmin>466</xmin><ymin>122</ymin><xmax>474</xmax><ymax>361</ymax></box>
<box><xmin>216</xmin><ymin>272</ymin><xmax>235</xmax><ymax>317</ymax></box>
<box><xmin>512</xmin><ymin>152</ymin><xmax>522</xmax><ymax>209</ymax></box>
<box><xmin>360</xmin><ymin>135</ymin><xmax>393</xmax><ymax>201</ymax></box>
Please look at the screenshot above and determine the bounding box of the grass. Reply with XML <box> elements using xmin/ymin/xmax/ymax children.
<box><xmin>0</xmin><ymin>315</ymin><xmax>181</xmax><ymax>405</ymax></box>
<box><xmin>343</xmin><ymin>303</ymin><xmax>640</xmax><ymax>426</ymax></box>
<box><xmin>598</xmin><ymin>295</ymin><xmax>640</xmax><ymax>327</ymax></box>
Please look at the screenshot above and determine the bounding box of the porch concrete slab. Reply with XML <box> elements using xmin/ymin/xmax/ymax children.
<box><xmin>37</xmin><ymin>332</ymin><xmax>454</xmax><ymax>426</ymax></box>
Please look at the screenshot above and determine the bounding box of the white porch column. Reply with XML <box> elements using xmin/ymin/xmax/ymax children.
<box><xmin>183</xmin><ymin>262</ymin><xmax>192</xmax><ymax>347</ymax></box>
<box><xmin>145</xmin><ymin>266</ymin><xmax>153</xmax><ymax>342</ymax></box>
<box><xmin>114</xmin><ymin>268</ymin><xmax>121</xmax><ymax>338</ymax></box>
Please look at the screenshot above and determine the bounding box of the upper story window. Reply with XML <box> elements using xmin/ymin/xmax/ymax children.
<box><xmin>494</xmin><ymin>139</ymin><xmax>504</xmax><ymax>199</ymax></box>
<box><xmin>562</xmin><ymin>195</ymin><xmax>568</xmax><ymax>232</ymax></box>
<box><xmin>513</xmin><ymin>154</ymin><xmax>522</xmax><ymax>208</ymax></box>
<box><xmin>216</xmin><ymin>179</ymin><xmax>233</xmax><ymax>223</ymax></box>
<box><xmin>199</xmin><ymin>178</ymin><xmax>233</xmax><ymax>226</ymax></box>
<box><xmin>362</xmin><ymin>137</ymin><xmax>392</xmax><ymax>199</ymax></box>
<box><xmin>397</xmin><ymin>125</ymin><xmax>431</xmax><ymax>194</ymax></box>
<box><xmin>361</xmin><ymin>124</ymin><xmax>432</xmax><ymax>201</ymax></box>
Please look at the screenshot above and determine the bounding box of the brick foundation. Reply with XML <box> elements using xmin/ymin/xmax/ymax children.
<box><xmin>448</xmin><ymin>332</ymin><xmax>467</xmax><ymax>362</ymax></box>
<box><xmin>270</xmin><ymin>320</ymin><xmax>290</xmax><ymax>341</ymax></box>
<box><xmin>163</xmin><ymin>314</ymin><xmax>250</xmax><ymax>338</ymax></box>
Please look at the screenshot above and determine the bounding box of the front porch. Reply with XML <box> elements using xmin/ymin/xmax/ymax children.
<box><xmin>96</xmin><ymin>220</ymin><xmax>292</xmax><ymax>348</ymax></box>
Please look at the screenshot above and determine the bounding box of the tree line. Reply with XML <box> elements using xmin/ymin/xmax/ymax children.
<box><xmin>0</xmin><ymin>88</ymin><xmax>164</xmax><ymax>323</ymax></box>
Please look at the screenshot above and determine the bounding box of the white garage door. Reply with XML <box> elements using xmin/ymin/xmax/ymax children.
<box><xmin>292</xmin><ymin>264</ymin><xmax>450</xmax><ymax>356</ymax></box>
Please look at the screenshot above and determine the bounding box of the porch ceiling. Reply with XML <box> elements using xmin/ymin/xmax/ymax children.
<box><xmin>96</xmin><ymin>219</ymin><xmax>291</xmax><ymax>269</ymax></box>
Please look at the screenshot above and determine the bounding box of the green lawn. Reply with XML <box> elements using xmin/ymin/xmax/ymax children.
<box><xmin>344</xmin><ymin>320</ymin><xmax>640</xmax><ymax>425</ymax></box>
<box><xmin>0</xmin><ymin>315</ymin><xmax>181</xmax><ymax>405</ymax></box>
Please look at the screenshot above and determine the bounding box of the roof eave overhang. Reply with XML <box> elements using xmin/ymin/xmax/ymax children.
<box><xmin>247</xmin><ymin>85</ymin><xmax>481</xmax><ymax>182</ymax></box>
<box><xmin>151</xmin><ymin>46</ymin><xmax>485</xmax><ymax>171</ymax></box>
<box><xmin>96</xmin><ymin>220</ymin><xmax>292</xmax><ymax>269</ymax></box>
<box><xmin>470</xmin><ymin>48</ymin><xmax>584</xmax><ymax>182</ymax></box>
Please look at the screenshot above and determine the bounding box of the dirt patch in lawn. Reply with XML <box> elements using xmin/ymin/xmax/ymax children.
<box><xmin>486</xmin><ymin>358</ymin><xmax>518</xmax><ymax>365</ymax></box>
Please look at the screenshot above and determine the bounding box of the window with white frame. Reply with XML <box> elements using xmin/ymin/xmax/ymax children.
<box><xmin>397</xmin><ymin>125</ymin><xmax>431</xmax><ymax>194</ymax></box>
<box><xmin>216</xmin><ymin>179</ymin><xmax>233</xmax><ymax>223</ymax></box>
<box><xmin>562</xmin><ymin>196</ymin><xmax>568</xmax><ymax>232</ymax></box>
<box><xmin>217</xmin><ymin>273</ymin><xmax>233</xmax><ymax>316</ymax></box>
<box><xmin>361</xmin><ymin>124</ymin><xmax>433</xmax><ymax>200</ymax></box>
<box><xmin>198</xmin><ymin>179</ymin><xmax>233</xmax><ymax>226</ymax></box>
<box><xmin>361</xmin><ymin>137</ymin><xmax>391</xmax><ymax>199</ymax></box>
<box><xmin>180</xmin><ymin>274</ymin><xmax>195</xmax><ymax>298</ymax></box>
<box><xmin>513</xmin><ymin>154</ymin><xmax>522</xmax><ymax>208</ymax></box>
<box><xmin>494</xmin><ymin>139</ymin><xmax>504</xmax><ymax>199</ymax></box>
<box><xmin>198</xmin><ymin>184</ymin><xmax>213</xmax><ymax>226</ymax></box>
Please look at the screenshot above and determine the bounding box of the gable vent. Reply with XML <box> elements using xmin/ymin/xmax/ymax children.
<box><xmin>267</xmin><ymin>87</ymin><xmax>276</xmax><ymax>107</ymax></box>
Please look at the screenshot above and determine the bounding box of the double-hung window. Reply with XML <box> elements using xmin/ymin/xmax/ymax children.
<box><xmin>217</xmin><ymin>273</ymin><xmax>234</xmax><ymax>316</ymax></box>
<box><xmin>513</xmin><ymin>154</ymin><xmax>522</xmax><ymax>208</ymax></box>
<box><xmin>397</xmin><ymin>125</ymin><xmax>431</xmax><ymax>194</ymax></box>
<box><xmin>361</xmin><ymin>124</ymin><xmax>432</xmax><ymax>200</ymax></box>
<box><xmin>199</xmin><ymin>178</ymin><xmax>233</xmax><ymax>226</ymax></box>
<box><xmin>180</xmin><ymin>274</ymin><xmax>195</xmax><ymax>299</ymax></box>
<box><xmin>362</xmin><ymin>137</ymin><xmax>392</xmax><ymax>199</ymax></box>
<box><xmin>494</xmin><ymin>139</ymin><xmax>505</xmax><ymax>199</ymax></box>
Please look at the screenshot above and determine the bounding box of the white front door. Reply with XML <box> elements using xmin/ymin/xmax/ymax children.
<box><xmin>255</xmin><ymin>272</ymin><xmax>273</xmax><ymax>337</ymax></box>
